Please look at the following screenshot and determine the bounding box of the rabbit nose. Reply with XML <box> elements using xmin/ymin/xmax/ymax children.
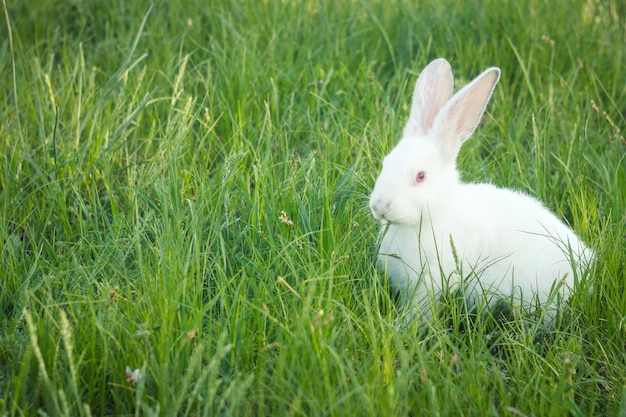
<box><xmin>370</xmin><ymin>197</ymin><xmax>390</xmax><ymax>219</ymax></box>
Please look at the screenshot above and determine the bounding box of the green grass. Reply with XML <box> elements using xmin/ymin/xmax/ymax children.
<box><xmin>1</xmin><ymin>0</ymin><xmax>625</xmax><ymax>415</ymax></box>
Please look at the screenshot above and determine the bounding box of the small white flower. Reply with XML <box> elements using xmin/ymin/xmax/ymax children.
<box><xmin>125</xmin><ymin>366</ymin><xmax>141</xmax><ymax>386</ymax></box>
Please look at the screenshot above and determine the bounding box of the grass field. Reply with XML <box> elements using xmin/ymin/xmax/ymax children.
<box><xmin>1</xmin><ymin>0</ymin><xmax>625</xmax><ymax>415</ymax></box>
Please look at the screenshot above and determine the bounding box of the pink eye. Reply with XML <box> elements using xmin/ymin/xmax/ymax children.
<box><xmin>415</xmin><ymin>171</ymin><xmax>426</xmax><ymax>183</ymax></box>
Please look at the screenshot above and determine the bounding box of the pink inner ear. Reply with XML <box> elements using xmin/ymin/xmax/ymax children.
<box><xmin>423</xmin><ymin>98</ymin><xmax>439</xmax><ymax>131</ymax></box>
<box><xmin>408</xmin><ymin>59</ymin><xmax>454</xmax><ymax>136</ymax></box>
<box><xmin>421</xmin><ymin>82</ymin><xmax>452</xmax><ymax>134</ymax></box>
<box><xmin>430</xmin><ymin>68</ymin><xmax>500</xmax><ymax>160</ymax></box>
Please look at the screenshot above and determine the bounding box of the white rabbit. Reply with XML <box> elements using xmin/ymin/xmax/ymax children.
<box><xmin>369</xmin><ymin>58</ymin><xmax>593</xmax><ymax>322</ymax></box>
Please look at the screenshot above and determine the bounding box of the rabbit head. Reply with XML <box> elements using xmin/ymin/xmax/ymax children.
<box><xmin>369</xmin><ymin>58</ymin><xmax>501</xmax><ymax>225</ymax></box>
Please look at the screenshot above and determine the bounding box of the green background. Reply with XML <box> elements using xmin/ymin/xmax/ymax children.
<box><xmin>1</xmin><ymin>0</ymin><xmax>625</xmax><ymax>415</ymax></box>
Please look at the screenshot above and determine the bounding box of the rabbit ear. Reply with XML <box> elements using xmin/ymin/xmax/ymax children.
<box><xmin>431</xmin><ymin>67</ymin><xmax>501</xmax><ymax>162</ymax></box>
<box><xmin>404</xmin><ymin>58</ymin><xmax>454</xmax><ymax>136</ymax></box>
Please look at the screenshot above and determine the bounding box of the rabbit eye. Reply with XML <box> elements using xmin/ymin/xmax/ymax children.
<box><xmin>415</xmin><ymin>171</ymin><xmax>426</xmax><ymax>183</ymax></box>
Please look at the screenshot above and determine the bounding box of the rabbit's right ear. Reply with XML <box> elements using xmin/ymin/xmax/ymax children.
<box><xmin>403</xmin><ymin>58</ymin><xmax>454</xmax><ymax>137</ymax></box>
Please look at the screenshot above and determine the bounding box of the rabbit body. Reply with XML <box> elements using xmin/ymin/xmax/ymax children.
<box><xmin>377</xmin><ymin>182</ymin><xmax>591</xmax><ymax>316</ymax></box>
<box><xmin>369</xmin><ymin>59</ymin><xmax>592</xmax><ymax>318</ymax></box>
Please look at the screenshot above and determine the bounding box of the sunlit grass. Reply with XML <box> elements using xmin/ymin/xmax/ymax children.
<box><xmin>1</xmin><ymin>0</ymin><xmax>625</xmax><ymax>415</ymax></box>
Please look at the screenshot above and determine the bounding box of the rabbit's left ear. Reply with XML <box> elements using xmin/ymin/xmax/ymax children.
<box><xmin>404</xmin><ymin>58</ymin><xmax>454</xmax><ymax>137</ymax></box>
<box><xmin>431</xmin><ymin>67</ymin><xmax>500</xmax><ymax>162</ymax></box>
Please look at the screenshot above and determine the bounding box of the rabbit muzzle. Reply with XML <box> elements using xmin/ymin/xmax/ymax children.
<box><xmin>370</xmin><ymin>197</ymin><xmax>392</xmax><ymax>222</ymax></box>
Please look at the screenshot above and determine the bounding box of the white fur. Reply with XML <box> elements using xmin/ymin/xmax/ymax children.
<box><xmin>369</xmin><ymin>59</ymin><xmax>593</xmax><ymax>320</ymax></box>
